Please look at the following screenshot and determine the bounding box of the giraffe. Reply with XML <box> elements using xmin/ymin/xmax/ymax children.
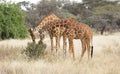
<box><xmin>62</xmin><ymin>18</ymin><xmax>93</xmax><ymax>61</ymax></box>
<box><xmin>29</xmin><ymin>14</ymin><xmax>93</xmax><ymax>61</ymax></box>
<box><xmin>29</xmin><ymin>13</ymin><xmax>63</xmax><ymax>52</ymax></box>
<box><xmin>43</xmin><ymin>18</ymin><xmax>93</xmax><ymax>61</ymax></box>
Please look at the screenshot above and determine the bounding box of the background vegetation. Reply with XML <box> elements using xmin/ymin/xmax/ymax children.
<box><xmin>0</xmin><ymin>1</ymin><xmax>28</xmax><ymax>40</ymax></box>
<box><xmin>18</xmin><ymin>0</ymin><xmax>120</xmax><ymax>35</ymax></box>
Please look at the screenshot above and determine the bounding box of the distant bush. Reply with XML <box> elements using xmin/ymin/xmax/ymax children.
<box><xmin>0</xmin><ymin>2</ymin><xmax>28</xmax><ymax>39</ymax></box>
<box><xmin>23</xmin><ymin>42</ymin><xmax>46</xmax><ymax>59</ymax></box>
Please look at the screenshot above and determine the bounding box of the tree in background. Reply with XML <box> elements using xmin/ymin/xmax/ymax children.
<box><xmin>63</xmin><ymin>1</ymin><xmax>92</xmax><ymax>22</ymax></box>
<box><xmin>25</xmin><ymin>0</ymin><xmax>64</xmax><ymax>28</ymax></box>
<box><xmin>23</xmin><ymin>0</ymin><xmax>120</xmax><ymax>35</ymax></box>
<box><xmin>82</xmin><ymin>0</ymin><xmax>119</xmax><ymax>10</ymax></box>
<box><xmin>0</xmin><ymin>2</ymin><xmax>28</xmax><ymax>39</ymax></box>
<box><xmin>88</xmin><ymin>4</ymin><xmax>120</xmax><ymax>35</ymax></box>
<box><xmin>24</xmin><ymin>0</ymin><xmax>85</xmax><ymax>28</ymax></box>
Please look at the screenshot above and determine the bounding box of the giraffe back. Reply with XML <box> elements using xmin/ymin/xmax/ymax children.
<box><xmin>68</xmin><ymin>18</ymin><xmax>93</xmax><ymax>40</ymax></box>
<box><xmin>53</xmin><ymin>18</ymin><xmax>93</xmax><ymax>40</ymax></box>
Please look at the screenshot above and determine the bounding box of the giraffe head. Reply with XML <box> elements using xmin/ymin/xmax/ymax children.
<box><xmin>28</xmin><ymin>28</ymin><xmax>36</xmax><ymax>43</ymax></box>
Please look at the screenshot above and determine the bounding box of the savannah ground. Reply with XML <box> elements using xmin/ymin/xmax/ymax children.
<box><xmin>0</xmin><ymin>32</ymin><xmax>120</xmax><ymax>74</ymax></box>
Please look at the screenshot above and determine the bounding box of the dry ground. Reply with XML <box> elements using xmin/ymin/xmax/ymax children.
<box><xmin>0</xmin><ymin>32</ymin><xmax>120</xmax><ymax>74</ymax></box>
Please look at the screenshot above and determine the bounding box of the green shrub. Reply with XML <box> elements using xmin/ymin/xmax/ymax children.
<box><xmin>23</xmin><ymin>42</ymin><xmax>46</xmax><ymax>59</ymax></box>
<box><xmin>0</xmin><ymin>2</ymin><xmax>28</xmax><ymax>39</ymax></box>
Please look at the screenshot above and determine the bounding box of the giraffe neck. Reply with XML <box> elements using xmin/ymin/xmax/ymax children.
<box><xmin>35</xmin><ymin>18</ymin><xmax>48</xmax><ymax>31</ymax></box>
<box><xmin>34</xmin><ymin>14</ymin><xmax>60</xmax><ymax>31</ymax></box>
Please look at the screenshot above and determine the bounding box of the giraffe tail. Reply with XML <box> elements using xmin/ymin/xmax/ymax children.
<box><xmin>91</xmin><ymin>39</ymin><xmax>93</xmax><ymax>58</ymax></box>
<box><xmin>91</xmin><ymin>46</ymin><xmax>93</xmax><ymax>58</ymax></box>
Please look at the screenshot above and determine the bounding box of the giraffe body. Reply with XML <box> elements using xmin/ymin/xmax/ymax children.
<box><xmin>63</xmin><ymin>19</ymin><xmax>93</xmax><ymax>60</ymax></box>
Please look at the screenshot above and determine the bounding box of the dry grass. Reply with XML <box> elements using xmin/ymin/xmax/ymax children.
<box><xmin>0</xmin><ymin>32</ymin><xmax>120</xmax><ymax>74</ymax></box>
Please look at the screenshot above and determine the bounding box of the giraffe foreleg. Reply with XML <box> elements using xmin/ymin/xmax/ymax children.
<box><xmin>63</xmin><ymin>35</ymin><xmax>67</xmax><ymax>56</ymax></box>
<box><xmin>68</xmin><ymin>38</ymin><xmax>75</xmax><ymax>60</ymax></box>
<box><xmin>56</xmin><ymin>36</ymin><xmax>60</xmax><ymax>52</ymax></box>
<box><xmin>50</xmin><ymin>35</ymin><xmax>54</xmax><ymax>53</ymax></box>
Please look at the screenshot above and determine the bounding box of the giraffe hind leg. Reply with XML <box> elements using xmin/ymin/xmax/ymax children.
<box><xmin>79</xmin><ymin>39</ymin><xmax>86</xmax><ymax>62</ymax></box>
<box><xmin>63</xmin><ymin>35</ymin><xmax>67</xmax><ymax>56</ymax></box>
<box><xmin>50</xmin><ymin>35</ymin><xmax>54</xmax><ymax>54</ymax></box>
<box><xmin>86</xmin><ymin>39</ymin><xmax>91</xmax><ymax>61</ymax></box>
<box><xmin>55</xmin><ymin>36</ymin><xmax>60</xmax><ymax>53</ymax></box>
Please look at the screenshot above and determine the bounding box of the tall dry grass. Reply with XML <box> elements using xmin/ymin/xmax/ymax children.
<box><xmin>0</xmin><ymin>33</ymin><xmax>120</xmax><ymax>74</ymax></box>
